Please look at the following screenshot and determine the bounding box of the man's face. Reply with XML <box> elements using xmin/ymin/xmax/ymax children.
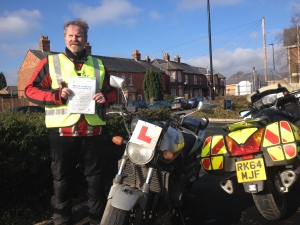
<box><xmin>64</xmin><ymin>24</ymin><xmax>86</xmax><ymax>55</ymax></box>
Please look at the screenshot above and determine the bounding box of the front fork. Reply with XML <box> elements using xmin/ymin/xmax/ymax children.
<box><xmin>107</xmin><ymin>152</ymin><xmax>155</xmax><ymax>211</ymax></box>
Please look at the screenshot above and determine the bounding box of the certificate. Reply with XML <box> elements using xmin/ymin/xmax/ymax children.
<box><xmin>67</xmin><ymin>76</ymin><xmax>96</xmax><ymax>114</ymax></box>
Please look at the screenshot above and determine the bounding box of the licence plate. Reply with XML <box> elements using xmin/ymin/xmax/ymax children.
<box><xmin>235</xmin><ymin>158</ymin><xmax>266</xmax><ymax>183</ymax></box>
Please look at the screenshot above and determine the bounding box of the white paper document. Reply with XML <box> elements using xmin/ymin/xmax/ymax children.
<box><xmin>67</xmin><ymin>76</ymin><xmax>96</xmax><ymax>114</ymax></box>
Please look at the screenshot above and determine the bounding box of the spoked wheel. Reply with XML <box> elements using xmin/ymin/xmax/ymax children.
<box><xmin>252</xmin><ymin>171</ymin><xmax>287</xmax><ymax>220</ymax></box>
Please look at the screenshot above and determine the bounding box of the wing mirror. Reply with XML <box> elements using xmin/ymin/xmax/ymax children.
<box><xmin>197</xmin><ymin>101</ymin><xmax>217</xmax><ymax>113</ymax></box>
<box><xmin>110</xmin><ymin>75</ymin><xmax>125</xmax><ymax>89</ymax></box>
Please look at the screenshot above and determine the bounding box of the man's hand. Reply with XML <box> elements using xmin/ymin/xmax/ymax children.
<box><xmin>61</xmin><ymin>88</ymin><xmax>72</xmax><ymax>100</ymax></box>
<box><xmin>93</xmin><ymin>92</ymin><xmax>106</xmax><ymax>104</ymax></box>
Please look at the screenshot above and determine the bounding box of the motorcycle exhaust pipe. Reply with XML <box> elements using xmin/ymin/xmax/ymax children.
<box><xmin>219</xmin><ymin>174</ymin><xmax>240</xmax><ymax>194</ymax></box>
<box><xmin>279</xmin><ymin>166</ymin><xmax>300</xmax><ymax>192</ymax></box>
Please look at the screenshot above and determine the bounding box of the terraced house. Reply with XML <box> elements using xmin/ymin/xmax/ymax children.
<box><xmin>17</xmin><ymin>36</ymin><xmax>226</xmax><ymax>104</ymax></box>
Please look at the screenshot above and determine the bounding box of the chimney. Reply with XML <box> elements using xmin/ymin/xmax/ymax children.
<box><xmin>85</xmin><ymin>42</ymin><xmax>92</xmax><ymax>55</ymax></box>
<box><xmin>163</xmin><ymin>53</ymin><xmax>170</xmax><ymax>61</ymax></box>
<box><xmin>132</xmin><ymin>49</ymin><xmax>141</xmax><ymax>61</ymax></box>
<box><xmin>145</xmin><ymin>55</ymin><xmax>151</xmax><ymax>62</ymax></box>
<box><xmin>174</xmin><ymin>55</ymin><xmax>180</xmax><ymax>63</ymax></box>
<box><xmin>39</xmin><ymin>36</ymin><xmax>50</xmax><ymax>52</ymax></box>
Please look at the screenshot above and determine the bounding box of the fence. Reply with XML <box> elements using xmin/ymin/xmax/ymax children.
<box><xmin>0</xmin><ymin>97</ymin><xmax>31</xmax><ymax>112</ymax></box>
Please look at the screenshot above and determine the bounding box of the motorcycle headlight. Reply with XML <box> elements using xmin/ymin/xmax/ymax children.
<box><xmin>126</xmin><ymin>142</ymin><xmax>155</xmax><ymax>165</ymax></box>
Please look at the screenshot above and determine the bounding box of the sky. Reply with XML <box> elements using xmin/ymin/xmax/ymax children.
<box><xmin>0</xmin><ymin>0</ymin><xmax>299</xmax><ymax>86</ymax></box>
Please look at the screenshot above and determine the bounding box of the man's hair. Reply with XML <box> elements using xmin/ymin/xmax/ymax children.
<box><xmin>64</xmin><ymin>18</ymin><xmax>89</xmax><ymax>40</ymax></box>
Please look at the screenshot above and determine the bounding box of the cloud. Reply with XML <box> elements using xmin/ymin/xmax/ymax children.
<box><xmin>0</xmin><ymin>9</ymin><xmax>41</xmax><ymax>39</ymax></box>
<box><xmin>69</xmin><ymin>0</ymin><xmax>141</xmax><ymax>26</ymax></box>
<box><xmin>184</xmin><ymin>47</ymin><xmax>266</xmax><ymax>77</ymax></box>
<box><xmin>149</xmin><ymin>11</ymin><xmax>162</xmax><ymax>20</ymax></box>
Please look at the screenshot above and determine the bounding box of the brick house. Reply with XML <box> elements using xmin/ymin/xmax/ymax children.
<box><xmin>17</xmin><ymin>36</ymin><xmax>226</xmax><ymax>104</ymax></box>
<box><xmin>284</xmin><ymin>27</ymin><xmax>300</xmax><ymax>83</ymax></box>
<box><xmin>152</xmin><ymin>53</ymin><xmax>226</xmax><ymax>98</ymax></box>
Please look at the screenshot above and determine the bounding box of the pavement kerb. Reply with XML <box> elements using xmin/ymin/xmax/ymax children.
<box><xmin>208</xmin><ymin>118</ymin><xmax>241</xmax><ymax>122</ymax></box>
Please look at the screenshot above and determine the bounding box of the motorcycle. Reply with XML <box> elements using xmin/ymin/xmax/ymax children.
<box><xmin>200</xmin><ymin>82</ymin><xmax>300</xmax><ymax>220</ymax></box>
<box><xmin>100</xmin><ymin>75</ymin><xmax>216</xmax><ymax>225</ymax></box>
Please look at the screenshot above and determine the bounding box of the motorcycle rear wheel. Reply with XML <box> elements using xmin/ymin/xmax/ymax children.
<box><xmin>252</xmin><ymin>175</ymin><xmax>287</xmax><ymax>220</ymax></box>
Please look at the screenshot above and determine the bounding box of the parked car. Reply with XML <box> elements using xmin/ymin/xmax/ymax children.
<box><xmin>148</xmin><ymin>100</ymin><xmax>171</xmax><ymax>109</ymax></box>
<box><xmin>188</xmin><ymin>97</ymin><xmax>204</xmax><ymax>108</ymax></box>
<box><xmin>171</xmin><ymin>98</ymin><xmax>192</xmax><ymax>110</ymax></box>
<box><xmin>5</xmin><ymin>106</ymin><xmax>45</xmax><ymax>113</ymax></box>
<box><xmin>122</xmin><ymin>100</ymin><xmax>148</xmax><ymax>110</ymax></box>
<box><xmin>204</xmin><ymin>96</ymin><xmax>211</xmax><ymax>102</ymax></box>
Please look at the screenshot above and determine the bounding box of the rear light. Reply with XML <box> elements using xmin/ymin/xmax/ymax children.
<box><xmin>225</xmin><ymin>128</ymin><xmax>265</xmax><ymax>156</ymax></box>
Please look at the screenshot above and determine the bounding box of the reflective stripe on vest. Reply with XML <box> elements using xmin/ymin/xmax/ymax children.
<box><xmin>46</xmin><ymin>54</ymin><xmax>106</xmax><ymax>128</ymax></box>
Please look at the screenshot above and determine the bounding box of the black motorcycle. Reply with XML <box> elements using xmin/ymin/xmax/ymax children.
<box><xmin>100</xmin><ymin>75</ymin><xmax>216</xmax><ymax>225</ymax></box>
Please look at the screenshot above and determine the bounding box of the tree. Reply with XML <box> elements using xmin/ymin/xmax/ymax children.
<box><xmin>143</xmin><ymin>68</ymin><xmax>164</xmax><ymax>103</ymax></box>
<box><xmin>0</xmin><ymin>72</ymin><xmax>7</xmax><ymax>90</ymax></box>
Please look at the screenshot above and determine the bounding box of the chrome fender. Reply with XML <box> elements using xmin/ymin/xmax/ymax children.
<box><xmin>108</xmin><ymin>184</ymin><xmax>147</xmax><ymax>211</ymax></box>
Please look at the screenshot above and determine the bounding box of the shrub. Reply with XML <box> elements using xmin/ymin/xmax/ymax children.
<box><xmin>194</xmin><ymin>95</ymin><xmax>248</xmax><ymax>119</ymax></box>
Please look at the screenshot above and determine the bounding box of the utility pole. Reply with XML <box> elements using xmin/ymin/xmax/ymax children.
<box><xmin>269</xmin><ymin>43</ymin><xmax>275</xmax><ymax>70</ymax></box>
<box><xmin>262</xmin><ymin>17</ymin><xmax>267</xmax><ymax>82</ymax></box>
<box><xmin>207</xmin><ymin>0</ymin><xmax>214</xmax><ymax>100</ymax></box>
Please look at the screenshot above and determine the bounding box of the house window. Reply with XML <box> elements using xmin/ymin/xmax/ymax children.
<box><xmin>199</xmin><ymin>77</ymin><xmax>202</xmax><ymax>85</ymax></box>
<box><xmin>121</xmin><ymin>73</ymin><xmax>126</xmax><ymax>85</ymax></box>
<box><xmin>170</xmin><ymin>71</ymin><xmax>176</xmax><ymax>82</ymax></box>
<box><xmin>178</xmin><ymin>88</ymin><xmax>183</xmax><ymax>97</ymax></box>
<box><xmin>138</xmin><ymin>94</ymin><xmax>142</xmax><ymax>100</ymax></box>
<box><xmin>128</xmin><ymin>93</ymin><xmax>134</xmax><ymax>101</ymax></box>
<box><xmin>178</xmin><ymin>71</ymin><xmax>182</xmax><ymax>82</ymax></box>
<box><xmin>194</xmin><ymin>75</ymin><xmax>197</xmax><ymax>84</ymax></box>
<box><xmin>193</xmin><ymin>89</ymin><xmax>199</xmax><ymax>97</ymax></box>
<box><xmin>185</xmin><ymin>75</ymin><xmax>188</xmax><ymax>84</ymax></box>
<box><xmin>128</xmin><ymin>74</ymin><xmax>132</xmax><ymax>85</ymax></box>
<box><xmin>171</xmin><ymin>89</ymin><xmax>176</xmax><ymax>96</ymax></box>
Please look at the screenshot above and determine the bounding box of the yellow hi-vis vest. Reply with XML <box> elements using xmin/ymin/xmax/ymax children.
<box><xmin>45</xmin><ymin>53</ymin><xmax>106</xmax><ymax>128</ymax></box>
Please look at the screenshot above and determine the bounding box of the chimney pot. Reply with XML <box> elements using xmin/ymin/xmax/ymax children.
<box><xmin>163</xmin><ymin>53</ymin><xmax>170</xmax><ymax>61</ymax></box>
<box><xmin>132</xmin><ymin>49</ymin><xmax>141</xmax><ymax>61</ymax></box>
<box><xmin>145</xmin><ymin>55</ymin><xmax>151</xmax><ymax>62</ymax></box>
<box><xmin>174</xmin><ymin>55</ymin><xmax>180</xmax><ymax>63</ymax></box>
<box><xmin>39</xmin><ymin>36</ymin><xmax>50</xmax><ymax>52</ymax></box>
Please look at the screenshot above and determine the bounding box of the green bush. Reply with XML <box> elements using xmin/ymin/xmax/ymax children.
<box><xmin>194</xmin><ymin>95</ymin><xmax>249</xmax><ymax>119</ymax></box>
<box><xmin>0</xmin><ymin>111</ymin><xmax>52</xmax><ymax>224</ymax></box>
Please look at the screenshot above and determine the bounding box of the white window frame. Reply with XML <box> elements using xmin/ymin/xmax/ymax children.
<box><xmin>128</xmin><ymin>93</ymin><xmax>134</xmax><ymax>101</ymax></box>
<box><xmin>178</xmin><ymin>88</ymin><xmax>183</xmax><ymax>97</ymax></box>
<box><xmin>128</xmin><ymin>73</ymin><xmax>133</xmax><ymax>86</ymax></box>
<box><xmin>170</xmin><ymin>71</ymin><xmax>176</xmax><ymax>82</ymax></box>
<box><xmin>171</xmin><ymin>89</ymin><xmax>176</xmax><ymax>96</ymax></box>
<box><xmin>178</xmin><ymin>71</ymin><xmax>182</xmax><ymax>82</ymax></box>
<box><xmin>194</xmin><ymin>75</ymin><xmax>197</xmax><ymax>84</ymax></box>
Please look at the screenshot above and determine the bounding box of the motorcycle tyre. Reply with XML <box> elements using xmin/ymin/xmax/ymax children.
<box><xmin>252</xmin><ymin>177</ymin><xmax>287</xmax><ymax>220</ymax></box>
<box><xmin>100</xmin><ymin>199</ymin><xmax>128</xmax><ymax>225</ymax></box>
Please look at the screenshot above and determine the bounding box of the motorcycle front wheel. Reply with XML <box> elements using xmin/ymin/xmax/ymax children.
<box><xmin>252</xmin><ymin>174</ymin><xmax>287</xmax><ymax>220</ymax></box>
<box><xmin>100</xmin><ymin>199</ymin><xmax>129</xmax><ymax>225</ymax></box>
<box><xmin>100</xmin><ymin>199</ymin><xmax>144</xmax><ymax>225</ymax></box>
